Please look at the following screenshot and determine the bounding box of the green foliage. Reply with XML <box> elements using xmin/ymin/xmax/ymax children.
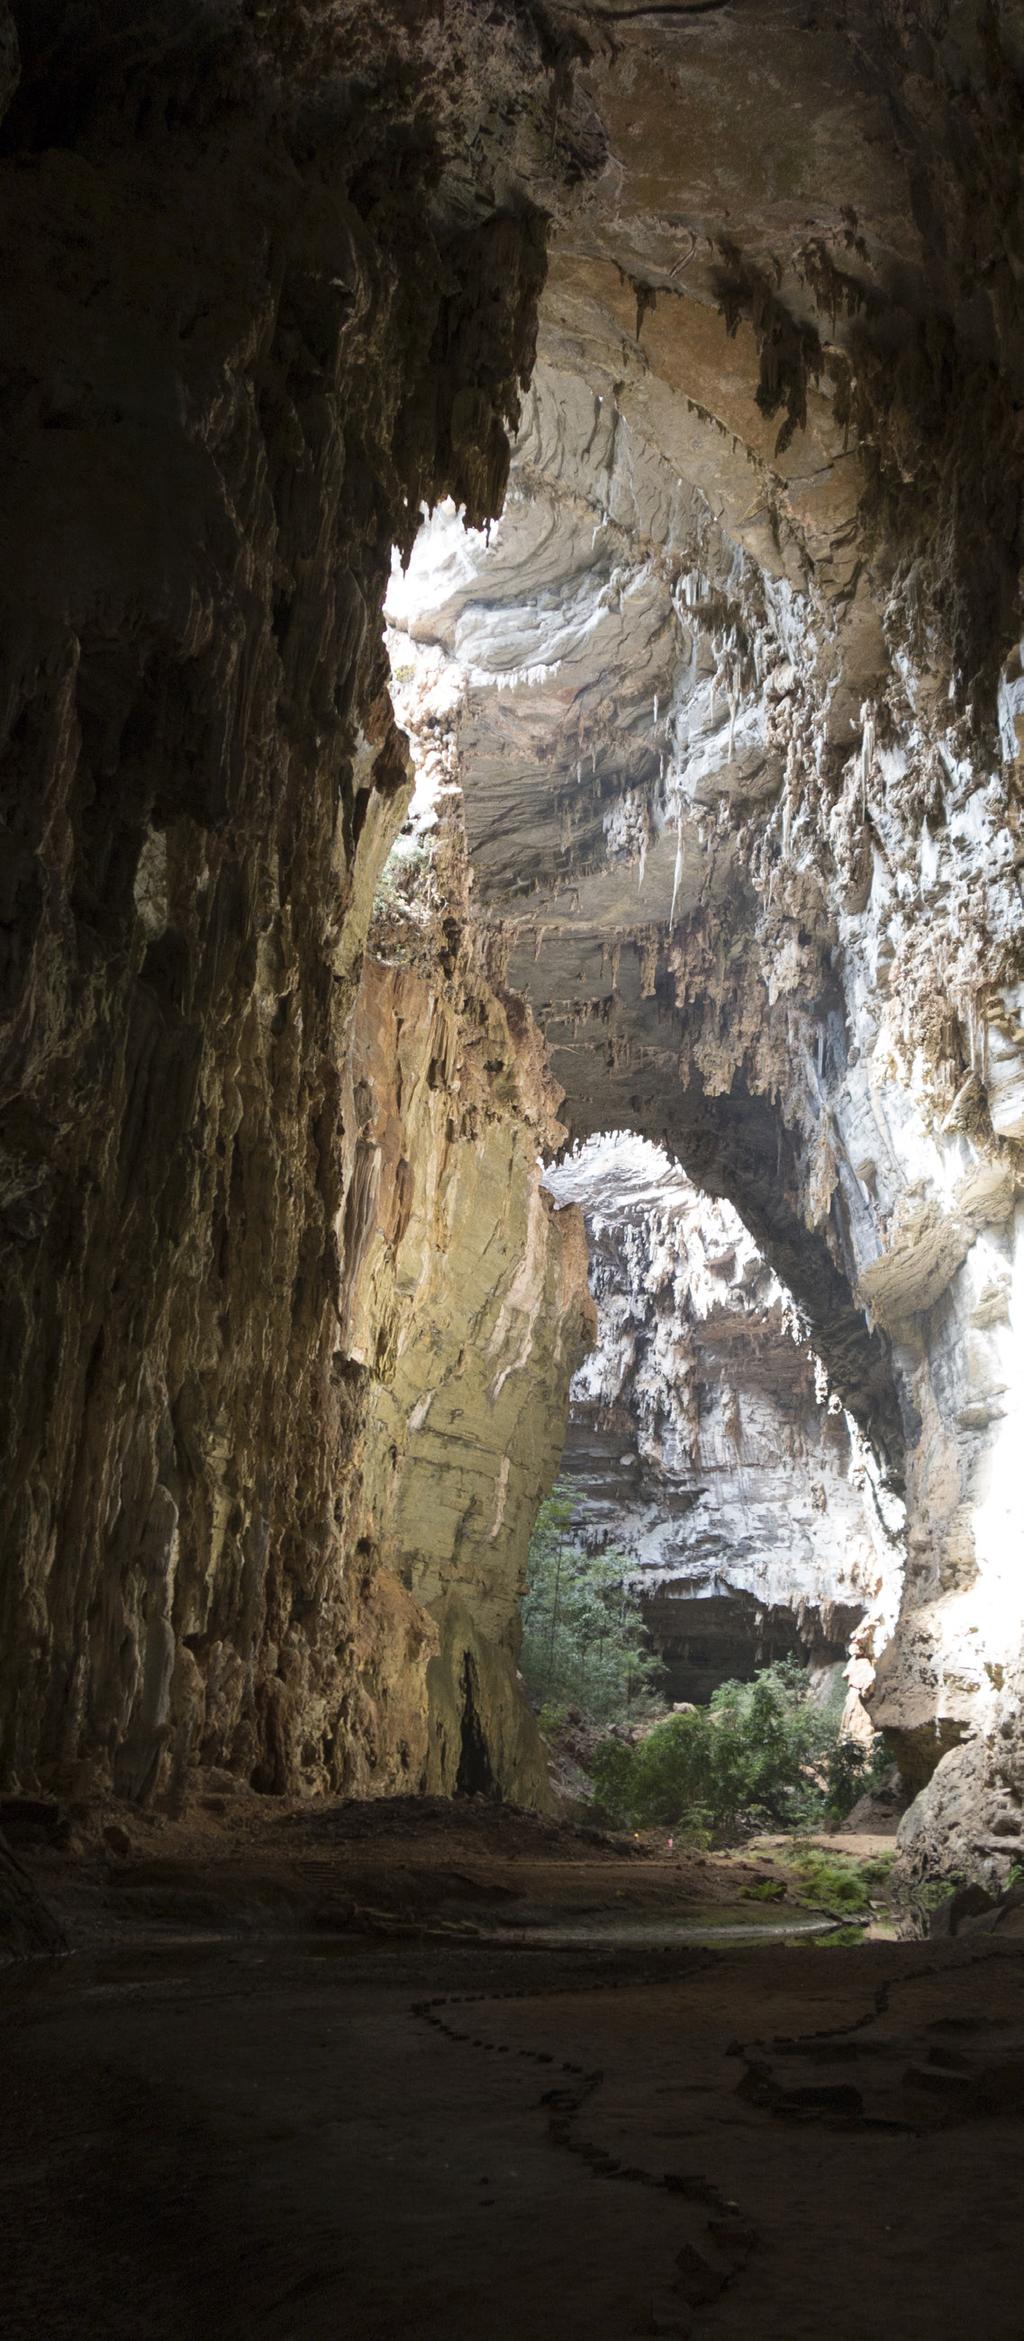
<box><xmin>860</xmin><ymin>1850</ymin><xmax>896</xmax><ymax>1886</ymax></box>
<box><xmin>743</xmin><ymin>1848</ymin><xmax>895</xmax><ymax>1917</ymax></box>
<box><xmin>910</xmin><ymin>1873</ymin><xmax>968</xmax><ymax>1914</ymax></box>
<box><xmin>584</xmin><ymin>1733</ymin><xmax>637</xmax><ymax>1814</ymax></box>
<box><xmin>590</xmin><ymin>1658</ymin><xmax>885</xmax><ymax>1839</ymax></box>
<box><xmin>786</xmin><ymin>1847</ymin><xmax>873</xmax><ymax>1913</ymax></box>
<box><xmin>802</xmin><ymin>1924</ymin><xmax>873</xmax><ymax>1949</ymax></box>
<box><xmin>822</xmin><ymin>1731</ymin><xmax>875</xmax><ymax>1819</ymax></box>
<box><xmin>520</xmin><ymin>1490</ymin><xmax>662</xmax><ymax>1729</ymax></box>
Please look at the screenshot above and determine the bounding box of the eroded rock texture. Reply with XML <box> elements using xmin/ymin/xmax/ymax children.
<box><xmin>546</xmin><ymin>1135</ymin><xmax>901</xmax><ymax>1709</ymax></box>
<box><xmin>391</xmin><ymin>3</ymin><xmax>1024</xmax><ymax>1877</ymax></box>
<box><xmin>0</xmin><ymin>2</ymin><xmax>596</xmax><ymax>1800</ymax></box>
<box><xmin>337</xmin><ymin>942</ymin><xmax>592</xmax><ymax>1804</ymax></box>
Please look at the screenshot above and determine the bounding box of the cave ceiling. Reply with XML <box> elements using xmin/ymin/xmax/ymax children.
<box><xmin>391</xmin><ymin>0</ymin><xmax>1024</xmax><ymax>1472</ymax></box>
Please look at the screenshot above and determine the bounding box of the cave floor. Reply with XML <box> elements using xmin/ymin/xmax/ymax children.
<box><xmin>3</xmin><ymin>1798</ymin><xmax>1023</xmax><ymax>2341</ymax></box>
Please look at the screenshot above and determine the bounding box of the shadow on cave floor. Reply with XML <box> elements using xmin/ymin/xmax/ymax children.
<box><xmin>2</xmin><ymin>1795</ymin><xmax>1023</xmax><ymax>2340</ymax></box>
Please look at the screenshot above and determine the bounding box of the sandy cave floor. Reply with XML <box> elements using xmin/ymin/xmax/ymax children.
<box><xmin>2</xmin><ymin>1791</ymin><xmax>1023</xmax><ymax>2341</ymax></box>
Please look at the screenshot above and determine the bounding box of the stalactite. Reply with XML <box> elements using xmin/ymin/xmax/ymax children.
<box><xmin>669</xmin><ymin>811</ymin><xmax>685</xmax><ymax>929</ymax></box>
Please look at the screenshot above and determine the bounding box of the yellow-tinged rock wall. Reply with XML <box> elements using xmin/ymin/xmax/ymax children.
<box><xmin>341</xmin><ymin>953</ymin><xmax>595</xmax><ymax>1807</ymax></box>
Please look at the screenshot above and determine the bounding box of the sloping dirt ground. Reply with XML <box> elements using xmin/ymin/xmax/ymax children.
<box><xmin>2</xmin><ymin>1791</ymin><xmax>1022</xmax><ymax>2340</ymax></box>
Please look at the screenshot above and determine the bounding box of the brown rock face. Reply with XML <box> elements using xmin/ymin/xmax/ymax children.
<box><xmin>0</xmin><ymin>3</ymin><xmax>595</xmax><ymax>1800</ymax></box>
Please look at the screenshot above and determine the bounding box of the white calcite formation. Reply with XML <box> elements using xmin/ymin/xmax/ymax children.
<box><xmin>545</xmin><ymin>1134</ymin><xmax>902</xmax><ymax>1713</ymax></box>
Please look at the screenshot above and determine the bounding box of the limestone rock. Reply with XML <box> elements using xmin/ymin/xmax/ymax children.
<box><xmin>546</xmin><ymin>1133</ymin><xmax>902</xmax><ymax>1707</ymax></box>
<box><xmin>0</xmin><ymin>1830</ymin><xmax>66</xmax><ymax>1961</ymax></box>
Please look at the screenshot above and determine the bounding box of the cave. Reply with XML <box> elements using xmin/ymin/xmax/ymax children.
<box><xmin>1</xmin><ymin>5</ymin><xmax>1023</xmax><ymax>2337</ymax></box>
<box><xmin>542</xmin><ymin>1131</ymin><xmax>901</xmax><ymax>1709</ymax></box>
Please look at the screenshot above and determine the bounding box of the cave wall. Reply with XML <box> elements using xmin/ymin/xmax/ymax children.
<box><xmin>337</xmin><ymin>944</ymin><xmax>592</xmax><ymax>1805</ymax></box>
<box><xmin>0</xmin><ymin>1</ymin><xmax>596</xmax><ymax>1801</ymax></box>
<box><xmin>546</xmin><ymin>1135</ymin><xmax>901</xmax><ymax>1710</ymax></box>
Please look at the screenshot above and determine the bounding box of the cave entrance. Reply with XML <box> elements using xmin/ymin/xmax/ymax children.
<box><xmin>509</xmin><ymin>1127</ymin><xmax>910</xmax><ymax>1848</ymax></box>
<box><xmin>381</xmin><ymin>498</ymin><xmax>907</xmax><ymax>1823</ymax></box>
<box><xmin>539</xmin><ymin>1130</ymin><xmax>904</xmax><ymax>1723</ymax></box>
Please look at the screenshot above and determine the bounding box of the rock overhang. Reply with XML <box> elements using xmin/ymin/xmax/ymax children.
<box><xmin>381</xmin><ymin>0</ymin><xmax>1024</xmax><ymax>1867</ymax></box>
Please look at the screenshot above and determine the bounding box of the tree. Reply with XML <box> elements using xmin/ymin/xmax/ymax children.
<box><xmin>520</xmin><ymin>1488</ymin><xmax>662</xmax><ymax>1728</ymax></box>
<box><xmin>591</xmin><ymin>1658</ymin><xmax>878</xmax><ymax>1836</ymax></box>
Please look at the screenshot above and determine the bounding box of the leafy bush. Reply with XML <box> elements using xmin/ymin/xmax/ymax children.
<box><xmin>590</xmin><ymin>1658</ymin><xmax>882</xmax><ymax>1838</ymax></box>
<box><xmin>520</xmin><ymin>1489</ymin><xmax>662</xmax><ymax>1729</ymax></box>
<box><xmin>786</xmin><ymin>1847</ymin><xmax>874</xmax><ymax>1912</ymax></box>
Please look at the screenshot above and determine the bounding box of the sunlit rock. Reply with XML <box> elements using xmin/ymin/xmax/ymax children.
<box><xmin>546</xmin><ymin>1133</ymin><xmax>903</xmax><ymax>1714</ymax></box>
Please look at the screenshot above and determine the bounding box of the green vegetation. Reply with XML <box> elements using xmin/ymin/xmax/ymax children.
<box><xmin>800</xmin><ymin>1924</ymin><xmax>875</xmax><ymax>1949</ymax></box>
<box><xmin>522</xmin><ymin>1496</ymin><xmax>893</xmax><ymax>1853</ymax></box>
<box><xmin>520</xmin><ymin>1489</ymin><xmax>662</xmax><ymax>1729</ymax></box>
<box><xmin>590</xmin><ymin>1658</ymin><xmax>885</xmax><ymax>1840</ymax></box>
<box><xmin>901</xmin><ymin>1872</ymin><xmax>969</xmax><ymax>1921</ymax></box>
<box><xmin>783</xmin><ymin>1844</ymin><xmax>894</xmax><ymax>1914</ymax></box>
<box><xmin>741</xmin><ymin>1847</ymin><xmax>895</xmax><ymax>1931</ymax></box>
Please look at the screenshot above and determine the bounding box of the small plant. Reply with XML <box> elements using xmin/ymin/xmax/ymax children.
<box><xmin>802</xmin><ymin>1924</ymin><xmax>871</xmax><ymax>1949</ymax></box>
<box><xmin>786</xmin><ymin>1847</ymin><xmax>873</xmax><ymax>1913</ymax></box>
<box><xmin>902</xmin><ymin>1871</ymin><xmax>970</xmax><ymax>1919</ymax></box>
<box><xmin>537</xmin><ymin>1701</ymin><xmax>569</xmax><ymax>1739</ymax></box>
<box><xmin>860</xmin><ymin>1851</ymin><xmax>896</xmax><ymax>1887</ymax></box>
